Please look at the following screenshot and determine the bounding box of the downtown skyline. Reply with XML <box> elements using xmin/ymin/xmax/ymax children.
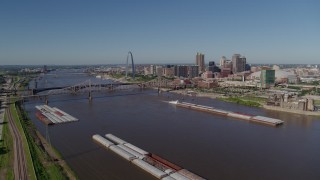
<box><xmin>0</xmin><ymin>0</ymin><xmax>319</xmax><ymax>65</ymax></box>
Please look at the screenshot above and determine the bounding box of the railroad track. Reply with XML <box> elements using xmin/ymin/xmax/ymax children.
<box><xmin>6</xmin><ymin>107</ymin><xmax>29</xmax><ymax>180</ymax></box>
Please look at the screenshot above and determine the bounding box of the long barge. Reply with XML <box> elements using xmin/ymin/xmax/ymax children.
<box><xmin>169</xmin><ymin>100</ymin><xmax>284</xmax><ymax>127</ymax></box>
<box><xmin>92</xmin><ymin>134</ymin><xmax>205</xmax><ymax>180</ymax></box>
<box><xmin>35</xmin><ymin>105</ymin><xmax>78</xmax><ymax>125</ymax></box>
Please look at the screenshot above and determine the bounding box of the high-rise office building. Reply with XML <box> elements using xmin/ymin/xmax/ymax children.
<box><xmin>163</xmin><ymin>65</ymin><xmax>174</xmax><ymax>77</ymax></box>
<box><xmin>209</xmin><ymin>61</ymin><xmax>215</xmax><ymax>67</ymax></box>
<box><xmin>150</xmin><ymin>65</ymin><xmax>156</xmax><ymax>75</ymax></box>
<box><xmin>208</xmin><ymin>61</ymin><xmax>215</xmax><ymax>72</ymax></box>
<box><xmin>232</xmin><ymin>54</ymin><xmax>246</xmax><ymax>73</ymax></box>
<box><xmin>219</xmin><ymin>56</ymin><xmax>227</xmax><ymax>67</ymax></box>
<box><xmin>208</xmin><ymin>61</ymin><xmax>221</xmax><ymax>73</ymax></box>
<box><xmin>155</xmin><ymin>66</ymin><xmax>163</xmax><ymax>76</ymax></box>
<box><xmin>196</xmin><ymin>52</ymin><xmax>205</xmax><ymax>74</ymax></box>
<box><xmin>260</xmin><ymin>69</ymin><xmax>275</xmax><ymax>88</ymax></box>
<box><xmin>188</xmin><ymin>65</ymin><xmax>199</xmax><ymax>78</ymax></box>
<box><xmin>174</xmin><ymin>65</ymin><xmax>189</xmax><ymax>78</ymax></box>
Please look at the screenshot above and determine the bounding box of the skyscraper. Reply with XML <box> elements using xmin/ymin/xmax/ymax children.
<box><xmin>232</xmin><ymin>54</ymin><xmax>246</xmax><ymax>73</ymax></box>
<box><xmin>208</xmin><ymin>61</ymin><xmax>215</xmax><ymax>72</ymax></box>
<box><xmin>174</xmin><ymin>65</ymin><xmax>189</xmax><ymax>78</ymax></box>
<box><xmin>188</xmin><ymin>65</ymin><xmax>199</xmax><ymax>78</ymax></box>
<box><xmin>196</xmin><ymin>52</ymin><xmax>205</xmax><ymax>74</ymax></box>
<box><xmin>219</xmin><ymin>56</ymin><xmax>227</xmax><ymax>67</ymax></box>
<box><xmin>260</xmin><ymin>69</ymin><xmax>275</xmax><ymax>88</ymax></box>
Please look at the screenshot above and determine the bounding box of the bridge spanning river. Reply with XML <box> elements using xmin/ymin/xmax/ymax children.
<box><xmin>31</xmin><ymin>78</ymin><xmax>174</xmax><ymax>95</ymax></box>
<box><xmin>12</xmin><ymin>78</ymin><xmax>175</xmax><ymax>105</ymax></box>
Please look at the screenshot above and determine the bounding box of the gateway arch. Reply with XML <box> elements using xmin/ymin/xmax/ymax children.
<box><xmin>125</xmin><ymin>51</ymin><xmax>135</xmax><ymax>79</ymax></box>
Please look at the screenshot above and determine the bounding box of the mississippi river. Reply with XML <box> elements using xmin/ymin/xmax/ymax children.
<box><xmin>24</xmin><ymin>69</ymin><xmax>320</xmax><ymax>180</ymax></box>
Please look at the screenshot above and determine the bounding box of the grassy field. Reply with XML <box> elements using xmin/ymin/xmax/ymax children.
<box><xmin>315</xmin><ymin>100</ymin><xmax>320</xmax><ymax>106</ymax></box>
<box><xmin>10</xmin><ymin>104</ymin><xmax>37</xmax><ymax>180</ymax></box>
<box><xmin>111</xmin><ymin>73</ymin><xmax>157</xmax><ymax>82</ymax></box>
<box><xmin>238</xmin><ymin>96</ymin><xmax>268</xmax><ymax>103</ymax></box>
<box><xmin>129</xmin><ymin>75</ymin><xmax>157</xmax><ymax>82</ymax></box>
<box><xmin>0</xmin><ymin>114</ymin><xmax>14</xmax><ymax>180</ymax></box>
<box><xmin>218</xmin><ymin>97</ymin><xmax>263</xmax><ymax>107</ymax></box>
<box><xmin>110</xmin><ymin>73</ymin><xmax>125</xmax><ymax>79</ymax></box>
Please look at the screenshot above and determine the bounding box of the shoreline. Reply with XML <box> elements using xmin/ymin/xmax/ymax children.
<box><xmin>97</xmin><ymin>75</ymin><xmax>320</xmax><ymax>117</ymax></box>
<box><xmin>167</xmin><ymin>90</ymin><xmax>320</xmax><ymax>117</ymax></box>
<box><xmin>16</xmin><ymin>75</ymin><xmax>78</xmax><ymax>179</ymax></box>
<box><xmin>36</xmin><ymin>130</ymin><xmax>78</xmax><ymax>179</ymax></box>
<box><xmin>100</xmin><ymin>74</ymin><xmax>129</xmax><ymax>83</ymax></box>
<box><xmin>17</xmin><ymin>101</ymin><xmax>78</xmax><ymax>179</ymax></box>
<box><xmin>263</xmin><ymin>105</ymin><xmax>320</xmax><ymax>116</ymax></box>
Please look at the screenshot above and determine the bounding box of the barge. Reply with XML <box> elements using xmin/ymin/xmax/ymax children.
<box><xmin>35</xmin><ymin>111</ymin><xmax>53</xmax><ymax>125</ymax></box>
<box><xmin>92</xmin><ymin>134</ymin><xmax>205</xmax><ymax>180</ymax></box>
<box><xmin>35</xmin><ymin>105</ymin><xmax>78</xmax><ymax>125</ymax></box>
<box><xmin>169</xmin><ymin>100</ymin><xmax>284</xmax><ymax>126</ymax></box>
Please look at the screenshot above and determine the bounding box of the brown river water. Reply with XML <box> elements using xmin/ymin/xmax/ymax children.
<box><xmin>24</xmin><ymin>69</ymin><xmax>320</xmax><ymax>180</ymax></box>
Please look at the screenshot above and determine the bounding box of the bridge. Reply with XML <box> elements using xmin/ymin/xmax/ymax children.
<box><xmin>31</xmin><ymin>82</ymin><xmax>140</xmax><ymax>95</ymax></box>
<box><xmin>17</xmin><ymin>78</ymin><xmax>175</xmax><ymax>102</ymax></box>
<box><xmin>19</xmin><ymin>78</ymin><xmax>174</xmax><ymax>104</ymax></box>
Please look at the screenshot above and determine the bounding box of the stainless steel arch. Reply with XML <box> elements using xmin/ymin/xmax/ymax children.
<box><xmin>126</xmin><ymin>51</ymin><xmax>135</xmax><ymax>79</ymax></box>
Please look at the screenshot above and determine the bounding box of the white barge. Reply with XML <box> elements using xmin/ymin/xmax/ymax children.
<box><xmin>92</xmin><ymin>133</ymin><xmax>206</xmax><ymax>180</ymax></box>
<box><xmin>169</xmin><ymin>100</ymin><xmax>284</xmax><ymax>126</ymax></box>
<box><xmin>35</xmin><ymin>105</ymin><xmax>78</xmax><ymax>125</ymax></box>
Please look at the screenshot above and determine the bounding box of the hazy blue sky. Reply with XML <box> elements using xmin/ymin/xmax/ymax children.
<box><xmin>0</xmin><ymin>0</ymin><xmax>319</xmax><ymax>65</ymax></box>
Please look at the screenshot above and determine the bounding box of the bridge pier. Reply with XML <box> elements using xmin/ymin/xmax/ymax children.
<box><xmin>158</xmin><ymin>87</ymin><xmax>163</xmax><ymax>95</ymax></box>
<box><xmin>45</xmin><ymin>96</ymin><xmax>49</xmax><ymax>105</ymax></box>
<box><xmin>88</xmin><ymin>91</ymin><xmax>92</xmax><ymax>102</ymax></box>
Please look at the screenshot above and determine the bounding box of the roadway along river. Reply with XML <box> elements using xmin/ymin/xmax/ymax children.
<box><xmin>24</xmin><ymin>69</ymin><xmax>320</xmax><ymax>180</ymax></box>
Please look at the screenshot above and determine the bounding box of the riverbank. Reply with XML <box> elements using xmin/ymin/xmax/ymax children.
<box><xmin>99</xmin><ymin>74</ymin><xmax>158</xmax><ymax>83</ymax></box>
<box><xmin>168</xmin><ymin>89</ymin><xmax>320</xmax><ymax>116</ymax></box>
<box><xmin>16</xmin><ymin>101</ymin><xmax>78</xmax><ymax>179</ymax></box>
<box><xmin>168</xmin><ymin>89</ymin><xmax>223</xmax><ymax>99</ymax></box>
<box><xmin>217</xmin><ymin>97</ymin><xmax>262</xmax><ymax>107</ymax></box>
<box><xmin>11</xmin><ymin>74</ymin><xmax>78</xmax><ymax>179</ymax></box>
<box><xmin>100</xmin><ymin>74</ymin><xmax>128</xmax><ymax>83</ymax></box>
<box><xmin>168</xmin><ymin>89</ymin><xmax>263</xmax><ymax>106</ymax></box>
<box><xmin>263</xmin><ymin>105</ymin><xmax>320</xmax><ymax>116</ymax></box>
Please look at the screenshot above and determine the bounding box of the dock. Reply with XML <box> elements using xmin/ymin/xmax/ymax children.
<box><xmin>35</xmin><ymin>105</ymin><xmax>78</xmax><ymax>125</ymax></box>
<box><xmin>169</xmin><ymin>100</ymin><xmax>284</xmax><ymax>127</ymax></box>
<box><xmin>93</xmin><ymin>134</ymin><xmax>205</xmax><ymax>180</ymax></box>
